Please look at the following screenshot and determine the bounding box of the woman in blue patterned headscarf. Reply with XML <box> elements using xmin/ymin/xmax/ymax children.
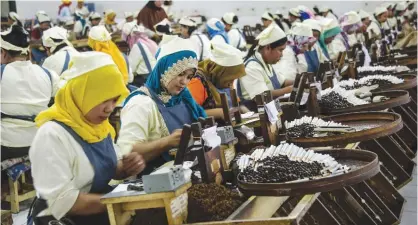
<box><xmin>118</xmin><ymin>37</ymin><xmax>206</xmax><ymax>174</ymax></box>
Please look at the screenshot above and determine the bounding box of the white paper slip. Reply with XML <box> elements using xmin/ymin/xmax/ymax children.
<box><xmin>202</xmin><ymin>126</ymin><xmax>221</xmax><ymax>148</ymax></box>
<box><xmin>111</xmin><ymin>184</ymin><xmax>130</xmax><ymax>193</ymax></box>
<box><xmin>300</xmin><ymin>92</ymin><xmax>309</xmax><ymax>105</ymax></box>
<box><xmin>171</xmin><ymin>193</ymin><xmax>188</xmax><ymax>218</ymax></box>
<box><xmin>264</xmin><ymin>100</ymin><xmax>279</xmax><ymax>123</ymax></box>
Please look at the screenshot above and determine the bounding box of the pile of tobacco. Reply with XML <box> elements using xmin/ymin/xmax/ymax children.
<box><xmin>319</xmin><ymin>91</ymin><xmax>355</xmax><ymax>110</ymax></box>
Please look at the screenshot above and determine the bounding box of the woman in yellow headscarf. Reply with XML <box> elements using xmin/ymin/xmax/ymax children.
<box><xmin>29</xmin><ymin>52</ymin><xmax>145</xmax><ymax>225</ymax></box>
<box><xmin>103</xmin><ymin>9</ymin><xmax>117</xmax><ymax>33</ymax></box>
<box><xmin>88</xmin><ymin>25</ymin><xmax>133</xmax><ymax>85</ymax></box>
<box><xmin>188</xmin><ymin>41</ymin><xmax>246</xmax><ymax>119</ymax></box>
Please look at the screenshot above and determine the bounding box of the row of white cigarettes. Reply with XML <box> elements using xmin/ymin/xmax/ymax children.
<box><xmin>285</xmin><ymin>116</ymin><xmax>348</xmax><ymax>129</ymax></box>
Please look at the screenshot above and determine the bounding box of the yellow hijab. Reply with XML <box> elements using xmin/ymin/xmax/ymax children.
<box><xmin>36</xmin><ymin>65</ymin><xmax>129</xmax><ymax>143</ymax></box>
<box><xmin>105</xmin><ymin>11</ymin><xmax>116</xmax><ymax>25</ymax></box>
<box><xmin>88</xmin><ymin>38</ymin><xmax>129</xmax><ymax>85</ymax></box>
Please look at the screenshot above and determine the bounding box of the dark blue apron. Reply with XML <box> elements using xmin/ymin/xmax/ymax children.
<box><xmin>1</xmin><ymin>64</ymin><xmax>52</xmax><ymax>122</ymax></box>
<box><xmin>29</xmin><ymin>121</ymin><xmax>117</xmax><ymax>225</ymax></box>
<box><xmin>304</xmin><ymin>49</ymin><xmax>320</xmax><ymax>73</ymax></box>
<box><xmin>217</xmin><ymin>87</ymin><xmax>232</xmax><ymax>107</ymax></box>
<box><xmin>124</xmin><ymin>86</ymin><xmax>193</xmax><ymax>175</ymax></box>
<box><xmin>237</xmin><ymin>57</ymin><xmax>281</xmax><ymax>99</ymax></box>
<box><xmin>136</xmin><ymin>42</ymin><xmax>152</xmax><ymax>73</ymax></box>
<box><xmin>60</xmin><ymin>50</ymin><xmax>70</xmax><ymax>74</ymax></box>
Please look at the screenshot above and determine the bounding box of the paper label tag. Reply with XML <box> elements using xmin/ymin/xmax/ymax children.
<box><xmin>171</xmin><ymin>193</ymin><xmax>188</xmax><ymax>219</ymax></box>
<box><xmin>224</xmin><ymin>147</ymin><xmax>236</xmax><ymax>168</ymax></box>
<box><xmin>264</xmin><ymin>100</ymin><xmax>279</xmax><ymax>123</ymax></box>
<box><xmin>300</xmin><ymin>92</ymin><xmax>309</xmax><ymax>105</ymax></box>
<box><xmin>332</xmin><ymin>77</ymin><xmax>338</xmax><ymax>87</ymax></box>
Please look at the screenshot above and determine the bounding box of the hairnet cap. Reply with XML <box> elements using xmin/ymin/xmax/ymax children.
<box><xmin>209</xmin><ymin>41</ymin><xmax>243</xmax><ymax>66</ymax></box>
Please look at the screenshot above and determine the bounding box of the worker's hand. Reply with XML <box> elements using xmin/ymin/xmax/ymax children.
<box><xmin>122</xmin><ymin>152</ymin><xmax>146</xmax><ymax>177</ymax></box>
<box><xmin>167</xmin><ymin>129</ymin><xmax>183</xmax><ymax>148</ymax></box>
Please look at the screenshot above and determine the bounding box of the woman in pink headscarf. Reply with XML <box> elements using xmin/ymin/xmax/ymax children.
<box><xmin>122</xmin><ymin>22</ymin><xmax>159</xmax><ymax>87</ymax></box>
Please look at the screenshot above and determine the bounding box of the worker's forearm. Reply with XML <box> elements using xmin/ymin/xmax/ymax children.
<box><xmin>131</xmin><ymin>137</ymin><xmax>171</xmax><ymax>162</ymax></box>
<box><xmin>205</xmin><ymin>108</ymin><xmax>224</xmax><ymax>120</ymax></box>
<box><xmin>271</xmin><ymin>86</ymin><xmax>293</xmax><ymax>98</ymax></box>
<box><xmin>69</xmin><ymin>193</ymin><xmax>106</xmax><ymax>216</ymax></box>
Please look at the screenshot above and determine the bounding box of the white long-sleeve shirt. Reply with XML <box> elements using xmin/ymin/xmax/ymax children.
<box><xmin>273</xmin><ymin>46</ymin><xmax>307</xmax><ymax>81</ymax></box>
<box><xmin>1</xmin><ymin>61</ymin><xmax>59</xmax><ymax>147</ymax></box>
<box><xmin>30</xmin><ymin>121</ymin><xmax>122</xmax><ymax>219</ymax></box>
<box><xmin>328</xmin><ymin>36</ymin><xmax>347</xmax><ymax>61</ymax></box>
<box><xmin>190</xmin><ymin>31</ymin><xmax>211</xmax><ymax>61</ymax></box>
<box><xmin>128</xmin><ymin>41</ymin><xmax>157</xmax><ymax>75</ymax></box>
<box><xmin>211</xmin><ymin>35</ymin><xmax>228</xmax><ymax>45</ymax></box>
<box><xmin>42</xmin><ymin>46</ymin><xmax>80</xmax><ymax>76</ymax></box>
<box><xmin>367</xmin><ymin>20</ymin><xmax>383</xmax><ymax>39</ymax></box>
<box><xmin>312</xmin><ymin>42</ymin><xmax>329</xmax><ymax>63</ymax></box>
<box><xmin>228</xmin><ymin>28</ymin><xmax>247</xmax><ymax>50</ymax></box>
<box><xmin>58</xmin><ymin>6</ymin><xmax>72</xmax><ymax>23</ymax></box>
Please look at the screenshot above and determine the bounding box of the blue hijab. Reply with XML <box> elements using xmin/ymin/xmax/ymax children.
<box><xmin>318</xmin><ymin>26</ymin><xmax>341</xmax><ymax>59</ymax></box>
<box><xmin>143</xmin><ymin>50</ymin><xmax>207</xmax><ymax>121</ymax></box>
<box><xmin>206</xmin><ymin>20</ymin><xmax>230</xmax><ymax>44</ymax></box>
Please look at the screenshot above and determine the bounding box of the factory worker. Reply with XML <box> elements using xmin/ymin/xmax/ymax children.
<box><xmin>1</xmin><ymin>25</ymin><xmax>59</xmax><ymax>161</ymax></box>
<box><xmin>404</xmin><ymin>1</ymin><xmax>416</xmax><ymax>21</ymax></box>
<box><xmin>339</xmin><ymin>11</ymin><xmax>363</xmax><ymax>47</ymax></box>
<box><xmin>367</xmin><ymin>7</ymin><xmax>389</xmax><ymax>40</ymax></box>
<box><xmin>31</xmin><ymin>13</ymin><xmax>51</xmax><ymax>40</ymax></box>
<box><xmin>117</xmin><ymin>12</ymin><xmax>135</xmax><ymax>31</ymax></box>
<box><xmin>274</xmin><ymin>23</ymin><xmax>316</xmax><ymax>81</ymax></box>
<box><xmin>58</xmin><ymin>0</ymin><xmax>72</xmax><ymax>24</ymax></box>
<box><xmin>206</xmin><ymin>18</ymin><xmax>229</xmax><ymax>44</ymax></box>
<box><xmin>222</xmin><ymin>12</ymin><xmax>247</xmax><ymax>51</ymax></box>
<box><xmin>237</xmin><ymin>24</ymin><xmax>293</xmax><ymax>111</ymax></box>
<box><xmin>42</xmin><ymin>27</ymin><xmax>79</xmax><ymax>76</ymax></box>
<box><xmin>261</xmin><ymin>12</ymin><xmax>275</xmax><ymax>28</ymax></box>
<box><xmin>103</xmin><ymin>9</ymin><xmax>117</xmax><ymax>33</ymax></box>
<box><xmin>394</xmin><ymin>2</ymin><xmax>408</xmax><ymax>30</ymax></box>
<box><xmin>137</xmin><ymin>0</ymin><xmax>168</xmax><ymax>31</ymax></box>
<box><xmin>74</xmin><ymin>0</ymin><xmax>89</xmax><ymax>21</ymax></box>
<box><xmin>320</xmin><ymin>6</ymin><xmax>338</xmax><ymax>21</ymax></box>
<box><xmin>303</xmin><ymin>19</ymin><xmax>329</xmax><ymax>63</ymax></box>
<box><xmin>383</xmin><ymin>3</ymin><xmax>397</xmax><ymax>30</ymax></box>
<box><xmin>122</xmin><ymin>22</ymin><xmax>158</xmax><ymax>87</ymax></box>
<box><xmin>179</xmin><ymin>17</ymin><xmax>211</xmax><ymax>61</ymax></box>
<box><xmin>154</xmin><ymin>18</ymin><xmax>172</xmax><ymax>37</ymax></box>
<box><xmin>83</xmin><ymin>12</ymin><xmax>102</xmax><ymax>37</ymax></box>
<box><xmin>30</xmin><ymin>52</ymin><xmax>145</xmax><ymax>225</ymax></box>
<box><xmin>88</xmin><ymin>26</ymin><xmax>133</xmax><ymax>85</ymax></box>
<box><xmin>297</xmin><ymin>5</ymin><xmax>315</xmax><ymax>21</ymax></box>
<box><xmin>188</xmin><ymin>41</ymin><xmax>246</xmax><ymax>119</ymax></box>
<box><xmin>8</xmin><ymin>12</ymin><xmax>22</xmax><ymax>27</ymax></box>
<box><xmin>318</xmin><ymin>18</ymin><xmax>342</xmax><ymax>61</ymax></box>
<box><xmin>117</xmin><ymin>37</ymin><xmax>207</xmax><ymax>175</ymax></box>
<box><xmin>274</xmin><ymin>10</ymin><xmax>291</xmax><ymax>33</ymax></box>
<box><xmin>288</xmin><ymin>8</ymin><xmax>302</xmax><ymax>25</ymax></box>
<box><xmin>73</xmin><ymin>7</ymin><xmax>90</xmax><ymax>38</ymax></box>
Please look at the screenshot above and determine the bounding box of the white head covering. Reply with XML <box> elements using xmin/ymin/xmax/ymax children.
<box><xmin>340</xmin><ymin>11</ymin><xmax>362</xmax><ymax>27</ymax></box>
<box><xmin>206</xmin><ymin>18</ymin><xmax>225</xmax><ymax>30</ymax></box>
<box><xmin>124</xmin><ymin>12</ymin><xmax>133</xmax><ymax>19</ymax></box>
<box><xmin>65</xmin><ymin>20</ymin><xmax>75</xmax><ymax>26</ymax></box>
<box><xmin>42</xmin><ymin>27</ymin><xmax>72</xmax><ymax>52</ymax></box>
<box><xmin>179</xmin><ymin>17</ymin><xmax>197</xmax><ymax>27</ymax></box>
<box><xmin>88</xmin><ymin>25</ymin><xmax>111</xmax><ymax>41</ymax></box>
<box><xmin>262</xmin><ymin>11</ymin><xmax>275</xmax><ymax>21</ymax></box>
<box><xmin>256</xmin><ymin>24</ymin><xmax>286</xmax><ymax>46</ymax></box>
<box><xmin>320</xmin><ymin>18</ymin><xmax>339</xmax><ymax>32</ymax></box>
<box><xmin>209</xmin><ymin>41</ymin><xmax>243</xmax><ymax>66</ymax></box>
<box><xmin>358</xmin><ymin>10</ymin><xmax>372</xmax><ymax>20</ymax></box>
<box><xmin>36</xmin><ymin>10</ymin><xmax>47</xmax><ymax>18</ymax></box>
<box><xmin>90</xmin><ymin>12</ymin><xmax>101</xmax><ymax>20</ymax></box>
<box><xmin>37</xmin><ymin>14</ymin><xmax>51</xmax><ymax>23</ymax></box>
<box><xmin>8</xmin><ymin>12</ymin><xmax>20</xmax><ymax>22</ymax></box>
<box><xmin>289</xmin><ymin>8</ymin><xmax>301</xmax><ymax>17</ymax></box>
<box><xmin>61</xmin><ymin>52</ymin><xmax>114</xmax><ymax>81</ymax></box>
<box><xmin>76</xmin><ymin>7</ymin><xmax>90</xmax><ymax>17</ymax></box>
<box><xmin>156</xmin><ymin>36</ymin><xmax>197</xmax><ymax>61</ymax></box>
<box><xmin>275</xmin><ymin>10</ymin><xmax>282</xmax><ymax>15</ymax></box>
<box><xmin>122</xmin><ymin>22</ymin><xmax>145</xmax><ymax>36</ymax></box>
<box><xmin>303</xmin><ymin>19</ymin><xmax>322</xmax><ymax>32</ymax></box>
<box><xmin>0</xmin><ymin>26</ymin><xmax>29</xmax><ymax>55</ymax></box>
<box><xmin>395</xmin><ymin>2</ymin><xmax>407</xmax><ymax>11</ymax></box>
<box><xmin>375</xmin><ymin>7</ymin><xmax>388</xmax><ymax>16</ymax></box>
<box><xmin>105</xmin><ymin>9</ymin><xmax>115</xmax><ymax>17</ymax></box>
<box><xmin>222</xmin><ymin>12</ymin><xmax>236</xmax><ymax>25</ymax></box>
<box><xmin>320</xmin><ymin>6</ymin><xmax>330</xmax><ymax>13</ymax></box>
<box><xmin>290</xmin><ymin>22</ymin><xmax>313</xmax><ymax>37</ymax></box>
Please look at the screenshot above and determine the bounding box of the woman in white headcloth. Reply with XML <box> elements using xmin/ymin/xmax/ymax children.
<box><xmin>1</xmin><ymin>25</ymin><xmax>59</xmax><ymax>162</ymax></box>
<box><xmin>303</xmin><ymin>18</ymin><xmax>330</xmax><ymax>63</ymax></box>
<box><xmin>117</xmin><ymin>37</ymin><xmax>207</xmax><ymax>174</ymax></box>
<box><xmin>261</xmin><ymin>12</ymin><xmax>275</xmax><ymax>28</ymax></box>
<box><xmin>274</xmin><ymin>22</ymin><xmax>316</xmax><ymax>81</ymax></box>
<box><xmin>88</xmin><ymin>25</ymin><xmax>134</xmax><ymax>85</ymax></box>
<box><xmin>393</xmin><ymin>2</ymin><xmax>408</xmax><ymax>31</ymax></box>
<box><xmin>102</xmin><ymin>9</ymin><xmax>118</xmax><ymax>33</ymax></box>
<box><xmin>117</xmin><ymin>12</ymin><xmax>135</xmax><ymax>31</ymax></box>
<box><xmin>222</xmin><ymin>12</ymin><xmax>247</xmax><ymax>51</ymax></box>
<box><xmin>73</xmin><ymin>7</ymin><xmax>90</xmax><ymax>38</ymax></box>
<box><xmin>320</xmin><ymin>6</ymin><xmax>338</xmax><ymax>21</ymax></box>
<box><xmin>29</xmin><ymin>52</ymin><xmax>145</xmax><ymax>225</ymax></box>
<box><xmin>274</xmin><ymin>10</ymin><xmax>291</xmax><ymax>33</ymax></box>
<box><xmin>383</xmin><ymin>3</ymin><xmax>397</xmax><ymax>31</ymax></box>
<box><xmin>42</xmin><ymin>27</ymin><xmax>80</xmax><ymax>76</ymax></box>
<box><xmin>83</xmin><ymin>12</ymin><xmax>102</xmax><ymax>37</ymax></box>
<box><xmin>367</xmin><ymin>7</ymin><xmax>389</xmax><ymax>40</ymax></box>
<box><xmin>8</xmin><ymin>12</ymin><xmax>23</xmax><ymax>27</ymax></box>
<box><xmin>339</xmin><ymin>11</ymin><xmax>363</xmax><ymax>47</ymax></box>
<box><xmin>288</xmin><ymin>8</ymin><xmax>302</xmax><ymax>25</ymax></box>
<box><xmin>206</xmin><ymin>18</ymin><xmax>229</xmax><ymax>44</ymax></box>
<box><xmin>237</xmin><ymin>24</ymin><xmax>293</xmax><ymax>111</ymax></box>
<box><xmin>318</xmin><ymin>18</ymin><xmax>343</xmax><ymax>61</ymax></box>
<box><xmin>357</xmin><ymin>10</ymin><xmax>372</xmax><ymax>43</ymax></box>
<box><xmin>122</xmin><ymin>22</ymin><xmax>158</xmax><ymax>87</ymax></box>
<box><xmin>179</xmin><ymin>16</ymin><xmax>211</xmax><ymax>61</ymax></box>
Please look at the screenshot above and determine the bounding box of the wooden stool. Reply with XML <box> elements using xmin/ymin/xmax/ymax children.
<box><xmin>5</xmin><ymin>173</ymin><xmax>36</xmax><ymax>213</ymax></box>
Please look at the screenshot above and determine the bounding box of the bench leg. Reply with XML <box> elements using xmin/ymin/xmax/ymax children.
<box><xmin>8</xmin><ymin>178</ymin><xmax>19</xmax><ymax>213</ymax></box>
